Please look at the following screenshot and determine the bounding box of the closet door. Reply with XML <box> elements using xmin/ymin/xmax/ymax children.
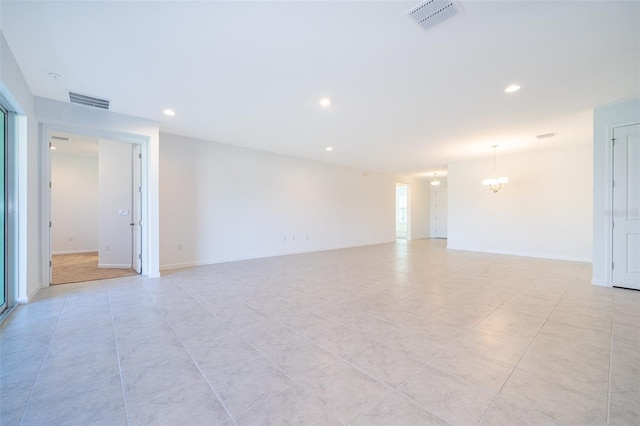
<box><xmin>612</xmin><ymin>123</ymin><xmax>640</xmax><ymax>290</ymax></box>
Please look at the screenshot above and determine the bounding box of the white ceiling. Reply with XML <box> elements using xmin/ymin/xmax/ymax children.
<box><xmin>1</xmin><ymin>1</ymin><xmax>638</xmax><ymax>178</ymax></box>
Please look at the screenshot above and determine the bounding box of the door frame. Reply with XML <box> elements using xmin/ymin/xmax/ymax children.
<box><xmin>40</xmin><ymin>123</ymin><xmax>150</xmax><ymax>287</ymax></box>
<box><xmin>611</xmin><ymin>122</ymin><xmax>640</xmax><ymax>288</ymax></box>
<box><xmin>430</xmin><ymin>185</ymin><xmax>448</xmax><ymax>239</ymax></box>
<box><xmin>602</xmin><ymin>120</ymin><xmax>640</xmax><ymax>287</ymax></box>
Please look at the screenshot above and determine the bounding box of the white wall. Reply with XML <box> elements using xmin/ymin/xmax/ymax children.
<box><xmin>51</xmin><ymin>153</ymin><xmax>98</xmax><ymax>254</ymax></box>
<box><xmin>448</xmin><ymin>143</ymin><xmax>593</xmax><ymax>261</ymax></box>
<box><xmin>592</xmin><ymin>98</ymin><xmax>640</xmax><ymax>286</ymax></box>
<box><xmin>98</xmin><ymin>140</ymin><xmax>133</xmax><ymax>268</ymax></box>
<box><xmin>0</xmin><ymin>31</ymin><xmax>39</xmax><ymax>302</ymax></box>
<box><xmin>159</xmin><ymin>133</ymin><xmax>431</xmax><ymax>269</ymax></box>
<box><xmin>411</xmin><ymin>180</ymin><xmax>431</xmax><ymax>240</ymax></box>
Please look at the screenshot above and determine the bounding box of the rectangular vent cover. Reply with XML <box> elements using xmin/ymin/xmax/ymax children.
<box><xmin>406</xmin><ymin>0</ymin><xmax>460</xmax><ymax>32</ymax></box>
<box><xmin>50</xmin><ymin>135</ymin><xmax>69</xmax><ymax>141</ymax></box>
<box><xmin>68</xmin><ymin>91</ymin><xmax>110</xmax><ymax>110</ymax></box>
<box><xmin>536</xmin><ymin>132</ymin><xmax>558</xmax><ymax>140</ymax></box>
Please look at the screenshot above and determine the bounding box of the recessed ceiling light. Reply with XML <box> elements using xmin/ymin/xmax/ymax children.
<box><xmin>163</xmin><ymin>109</ymin><xmax>176</xmax><ymax>116</ymax></box>
<box><xmin>325</xmin><ymin>146</ymin><xmax>333</xmax><ymax>152</ymax></box>
<box><xmin>319</xmin><ymin>98</ymin><xmax>331</xmax><ymax>108</ymax></box>
<box><xmin>505</xmin><ymin>84</ymin><xmax>521</xmax><ymax>93</ymax></box>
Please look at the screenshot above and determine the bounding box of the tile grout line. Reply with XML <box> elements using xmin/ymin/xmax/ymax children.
<box><xmin>144</xmin><ymin>279</ymin><xmax>239</xmax><ymax>425</ymax></box>
<box><xmin>246</xmin><ymin>311</ymin><xmax>397</xmax><ymax>422</ymax></box>
<box><xmin>18</xmin><ymin>295</ymin><xmax>68</xmax><ymax>426</ymax></box>
<box><xmin>9</xmin><ymin>242</ymin><xmax>614</xmax><ymax>425</ymax></box>
<box><xmin>241</xmin><ymin>280</ymin><xmax>472</xmax><ymax>424</ymax></box>
<box><xmin>371</xmin><ymin>363</ymin><xmax>453</xmax><ymax>425</ymax></box>
<box><xmin>194</xmin><ymin>309</ymin><xmax>317</xmax><ymax>422</ymax></box>
<box><xmin>182</xmin><ymin>283</ymin><xmax>394</xmax><ymax>424</ymax></box>
<box><xmin>192</xmin><ymin>256</ymin><xmax>593</xmax><ymax>425</ymax></box>
<box><xmin>606</xmin><ymin>286</ymin><xmax>614</xmax><ymax>426</ymax></box>
<box><xmin>273</xmin><ymin>314</ymin><xmax>453</xmax><ymax>425</ymax></box>
<box><xmin>107</xmin><ymin>288</ymin><xmax>132</xmax><ymax>426</ymax></box>
<box><xmin>475</xmin><ymin>269</ymin><xmax>573</xmax><ymax>425</ymax></box>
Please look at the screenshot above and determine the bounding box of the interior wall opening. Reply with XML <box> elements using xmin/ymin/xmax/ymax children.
<box><xmin>395</xmin><ymin>183</ymin><xmax>409</xmax><ymax>240</ymax></box>
<box><xmin>48</xmin><ymin>131</ymin><xmax>142</xmax><ymax>285</ymax></box>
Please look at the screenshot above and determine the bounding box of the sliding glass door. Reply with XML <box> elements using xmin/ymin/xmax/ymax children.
<box><xmin>1</xmin><ymin>106</ymin><xmax>7</xmax><ymax>313</ymax></box>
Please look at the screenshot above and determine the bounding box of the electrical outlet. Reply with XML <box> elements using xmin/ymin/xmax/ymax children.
<box><xmin>105</xmin><ymin>244</ymin><xmax>110</xmax><ymax>251</ymax></box>
<box><xmin>68</xmin><ymin>236</ymin><xmax>73</xmax><ymax>241</ymax></box>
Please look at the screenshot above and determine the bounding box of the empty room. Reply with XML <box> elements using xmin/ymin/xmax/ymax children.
<box><xmin>0</xmin><ymin>1</ymin><xmax>639</xmax><ymax>425</ymax></box>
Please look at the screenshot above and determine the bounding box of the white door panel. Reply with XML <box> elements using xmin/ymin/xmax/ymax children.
<box><xmin>132</xmin><ymin>144</ymin><xmax>142</xmax><ymax>274</ymax></box>
<box><xmin>612</xmin><ymin>123</ymin><xmax>640</xmax><ymax>289</ymax></box>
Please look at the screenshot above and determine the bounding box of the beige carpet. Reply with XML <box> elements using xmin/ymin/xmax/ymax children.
<box><xmin>51</xmin><ymin>252</ymin><xmax>138</xmax><ymax>285</ymax></box>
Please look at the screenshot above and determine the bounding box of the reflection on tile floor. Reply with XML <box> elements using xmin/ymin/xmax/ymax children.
<box><xmin>1</xmin><ymin>239</ymin><xmax>639</xmax><ymax>425</ymax></box>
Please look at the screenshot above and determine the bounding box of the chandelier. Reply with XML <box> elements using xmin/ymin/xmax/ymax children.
<box><xmin>482</xmin><ymin>145</ymin><xmax>508</xmax><ymax>193</ymax></box>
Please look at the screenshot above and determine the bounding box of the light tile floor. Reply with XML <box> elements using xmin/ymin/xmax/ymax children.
<box><xmin>1</xmin><ymin>240</ymin><xmax>639</xmax><ymax>425</ymax></box>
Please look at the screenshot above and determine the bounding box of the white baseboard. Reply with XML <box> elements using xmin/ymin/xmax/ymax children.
<box><xmin>160</xmin><ymin>261</ymin><xmax>203</xmax><ymax>271</ymax></box>
<box><xmin>17</xmin><ymin>284</ymin><xmax>42</xmax><ymax>303</ymax></box>
<box><xmin>160</xmin><ymin>240</ymin><xmax>395</xmax><ymax>271</ymax></box>
<box><xmin>591</xmin><ymin>279</ymin><xmax>611</xmax><ymax>287</ymax></box>
<box><xmin>98</xmin><ymin>263</ymin><xmax>132</xmax><ymax>269</ymax></box>
<box><xmin>446</xmin><ymin>245</ymin><xmax>592</xmax><ymax>263</ymax></box>
<box><xmin>52</xmin><ymin>249</ymin><xmax>98</xmax><ymax>255</ymax></box>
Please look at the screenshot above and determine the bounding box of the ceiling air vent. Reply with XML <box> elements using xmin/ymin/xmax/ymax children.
<box><xmin>50</xmin><ymin>135</ymin><xmax>69</xmax><ymax>142</ymax></box>
<box><xmin>406</xmin><ymin>0</ymin><xmax>460</xmax><ymax>32</ymax></box>
<box><xmin>536</xmin><ymin>132</ymin><xmax>558</xmax><ymax>140</ymax></box>
<box><xmin>68</xmin><ymin>91</ymin><xmax>110</xmax><ymax>110</ymax></box>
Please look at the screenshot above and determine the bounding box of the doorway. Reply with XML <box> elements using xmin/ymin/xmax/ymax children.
<box><xmin>612</xmin><ymin>123</ymin><xmax>640</xmax><ymax>290</ymax></box>
<box><xmin>49</xmin><ymin>132</ymin><xmax>141</xmax><ymax>285</ymax></box>
<box><xmin>431</xmin><ymin>186</ymin><xmax>448</xmax><ymax>239</ymax></box>
<box><xmin>396</xmin><ymin>183</ymin><xmax>409</xmax><ymax>239</ymax></box>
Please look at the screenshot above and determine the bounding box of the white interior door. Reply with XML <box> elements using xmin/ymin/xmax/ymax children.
<box><xmin>132</xmin><ymin>144</ymin><xmax>142</xmax><ymax>274</ymax></box>
<box><xmin>612</xmin><ymin>123</ymin><xmax>640</xmax><ymax>289</ymax></box>
<box><xmin>431</xmin><ymin>187</ymin><xmax>448</xmax><ymax>238</ymax></box>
